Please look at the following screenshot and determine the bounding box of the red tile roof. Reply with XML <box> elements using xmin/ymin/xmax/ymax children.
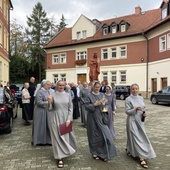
<box><xmin>44</xmin><ymin>7</ymin><xmax>166</xmax><ymax>49</ymax></box>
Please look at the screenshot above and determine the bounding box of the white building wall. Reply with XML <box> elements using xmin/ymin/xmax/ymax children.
<box><xmin>148</xmin><ymin>58</ymin><xmax>170</xmax><ymax>91</ymax></box>
<box><xmin>72</xmin><ymin>15</ymin><xmax>97</xmax><ymax>40</ymax></box>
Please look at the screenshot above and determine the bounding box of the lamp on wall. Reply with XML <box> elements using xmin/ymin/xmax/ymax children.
<box><xmin>141</xmin><ymin>58</ymin><xmax>144</xmax><ymax>62</ymax></box>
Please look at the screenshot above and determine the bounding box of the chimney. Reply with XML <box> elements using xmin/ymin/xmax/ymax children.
<box><xmin>135</xmin><ymin>6</ymin><xmax>142</xmax><ymax>15</ymax></box>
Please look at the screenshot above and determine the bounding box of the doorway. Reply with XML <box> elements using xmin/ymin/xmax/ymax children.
<box><xmin>161</xmin><ymin>77</ymin><xmax>167</xmax><ymax>88</ymax></box>
<box><xmin>151</xmin><ymin>78</ymin><xmax>157</xmax><ymax>93</ymax></box>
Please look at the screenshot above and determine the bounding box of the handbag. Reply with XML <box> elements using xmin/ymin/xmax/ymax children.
<box><xmin>59</xmin><ymin>121</ymin><xmax>72</xmax><ymax>136</ymax></box>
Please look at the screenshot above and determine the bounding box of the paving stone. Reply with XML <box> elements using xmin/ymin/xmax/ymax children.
<box><xmin>0</xmin><ymin>99</ymin><xmax>170</xmax><ymax>169</ymax></box>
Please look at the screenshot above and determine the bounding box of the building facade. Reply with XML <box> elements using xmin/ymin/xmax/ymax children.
<box><xmin>0</xmin><ymin>0</ymin><xmax>13</xmax><ymax>86</ymax></box>
<box><xmin>44</xmin><ymin>0</ymin><xmax>170</xmax><ymax>98</ymax></box>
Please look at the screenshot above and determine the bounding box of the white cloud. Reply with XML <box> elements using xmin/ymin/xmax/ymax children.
<box><xmin>10</xmin><ymin>0</ymin><xmax>163</xmax><ymax>28</ymax></box>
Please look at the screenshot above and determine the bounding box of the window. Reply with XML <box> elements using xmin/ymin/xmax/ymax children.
<box><xmin>111</xmin><ymin>47</ymin><xmax>117</xmax><ymax>58</ymax></box>
<box><xmin>102</xmin><ymin>49</ymin><xmax>108</xmax><ymax>59</ymax></box>
<box><xmin>60</xmin><ymin>53</ymin><xmax>66</xmax><ymax>63</ymax></box>
<box><xmin>61</xmin><ymin>74</ymin><xmax>66</xmax><ymax>82</ymax></box>
<box><xmin>82</xmin><ymin>30</ymin><xmax>86</xmax><ymax>39</ymax></box>
<box><xmin>53</xmin><ymin>74</ymin><xmax>58</xmax><ymax>83</ymax></box>
<box><xmin>77</xmin><ymin>32</ymin><xmax>81</xmax><ymax>40</ymax></box>
<box><xmin>111</xmin><ymin>26</ymin><xmax>117</xmax><ymax>34</ymax></box>
<box><xmin>120</xmin><ymin>71</ymin><xmax>126</xmax><ymax>82</ymax></box>
<box><xmin>167</xmin><ymin>33</ymin><xmax>170</xmax><ymax>50</ymax></box>
<box><xmin>120</xmin><ymin>46</ymin><xmax>126</xmax><ymax>57</ymax></box>
<box><xmin>53</xmin><ymin>54</ymin><xmax>59</xmax><ymax>64</ymax></box>
<box><xmin>162</xmin><ymin>8</ymin><xmax>167</xmax><ymax>19</ymax></box>
<box><xmin>103</xmin><ymin>27</ymin><xmax>108</xmax><ymax>35</ymax></box>
<box><xmin>120</xmin><ymin>24</ymin><xmax>126</xmax><ymax>32</ymax></box>
<box><xmin>159</xmin><ymin>35</ymin><xmax>166</xmax><ymax>52</ymax></box>
<box><xmin>102</xmin><ymin>72</ymin><xmax>108</xmax><ymax>81</ymax></box>
<box><xmin>111</xmin><ymin>71</ymin><xmax>117</xmax><ymax>82</ymax></box>
<box><xmin>77</xmin><ymin>51</ymin><xmax>86</xmax><ymax>60</ymax></box>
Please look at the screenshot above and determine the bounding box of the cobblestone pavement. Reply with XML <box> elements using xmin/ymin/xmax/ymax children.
<box><xmin>0</xmin><ymin>99</ymin><xmax>170</xmax><ymax>170</ymax></box>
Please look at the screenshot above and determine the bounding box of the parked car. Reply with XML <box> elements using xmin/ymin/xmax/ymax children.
<box><xmin>10</xmin><ymin>84</ymin><xmax>23</xmax><ymax>107</ymax></box>
<box><xmin>115</xmin><ymin>85</ymin><xmax>131</xmax><ymax>100</ymax></box>
<box><xmin>150</xmin><ymin>86</ymin><xmax>170</xmax><ymax>104</ymax></box>
<box><xmin>0</xmin><ymin>87</ymin><xmax>18</xmax><ymax>133</ymax></box>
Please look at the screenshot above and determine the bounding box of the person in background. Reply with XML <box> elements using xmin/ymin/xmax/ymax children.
<box><xmin>70</xmin><ymin>82</ymin><xmax>80</xmax><ymax>119</ymax></box>
<box><xmin>47</xmin><ymin>80</ymin><xmax>77</xmax><ymax>168</ymax></box>
<box><xmin>22</xmin><ymin>82</ymin><xmax>31</xmax><ymax>125</ymax></box>
<box><xmin>105</xmin><ymin>85</ymin><xmax>116</xmax><ymax>138</ymax></box>
<box><xmin>85</xmin><ymin>81</ymin><xmax>117</xmax><ymax>161</ymax></box>
<box><xmin>65</xmin><ymin>84</ymin><xmax>74</xmax><ymax>101</ymax></box>
<box><xmin>79</xmin><ymin>82</ymin><xmax>90</xmax><ymax>128</ymax></box>
<box><xmin>99</xmin><ymin>80</ymin><xmax>106</xmax><ymax>93</ymax></box>
<box><xmin>32</xmin><ymin>80</ymin><xmax>52</xmax><ymax>146</ymax></box>
<box><xmin>28</xmin><ymin>77</ymin><xmax>36</xmax><ymax>120</ymax></box>
<box><xmin>125</xmin><ymin>83</ymin><xmax>156</xmax><ymax>169</ymax></box>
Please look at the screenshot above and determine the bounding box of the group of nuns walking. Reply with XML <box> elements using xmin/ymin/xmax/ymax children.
<box><xmin>24</xmin><ymin>78</ymin><xmax>155</xmax><ymax>169</ymax></box>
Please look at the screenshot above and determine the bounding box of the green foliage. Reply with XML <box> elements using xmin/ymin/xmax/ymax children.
<box><xmin>57</xmin><ymin>14</ymin><xmax>67</xmax><ymax>32</ymax></box>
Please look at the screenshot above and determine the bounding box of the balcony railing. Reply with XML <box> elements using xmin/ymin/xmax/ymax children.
<box><xmin>75</xmin><ymin>59</ymin><xmax>86</xmax><ymax>66</ymax></box>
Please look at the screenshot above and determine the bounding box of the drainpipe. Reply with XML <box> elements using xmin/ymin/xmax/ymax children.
<box><xmin>142</xmin><ymin>32</ymin><xmax>149</xmax><ymax>99</ymax></box>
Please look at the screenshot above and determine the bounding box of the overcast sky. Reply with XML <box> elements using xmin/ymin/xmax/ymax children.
<box><xmin>10</xmin><ymin>0</ymin><xmax>163</xmax><ymax>28</ymax></box>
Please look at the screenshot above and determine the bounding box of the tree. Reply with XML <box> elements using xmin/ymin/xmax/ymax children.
<box><xmin>10</xmin><ymin>19</ymin><xmax>30</xmax><ymax>82</ymax></box>
<box><xmin>57</xmin><ymin>14</ymin><xmax>67</xmax><ymax>32</ymax></box>
<box><xmin>25</xmin><ymin>2</ymin><xmax>51</xmax><ymax>82</ymax></box>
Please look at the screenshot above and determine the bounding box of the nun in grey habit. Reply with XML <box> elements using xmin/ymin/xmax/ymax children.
<box><xmin>85</xmin><ymin>81</ymin><xmax>117</xmax><ymax>161</ymax></box>
<box><xmin>125</xmin><ymin>83</ymin><xmax>156</xmax><ymax>168</ymax></box>
<box><xmin>32</xmin><ymin>80</ymin><xmax>52</xmax><ymax>145</ymax></box>
<box><xmin>48</xmin><ymin>80</ymin><xmax>77</xmax><ymax>168</ymax></box>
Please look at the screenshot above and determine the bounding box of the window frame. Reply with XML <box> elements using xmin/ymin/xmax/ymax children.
<box><xmin>102</xmin><ymin>72</ymin><xmax>108</xmax><ymax>81</ymax></box>
<box><xmin>159</xmin><ymin>35</ymin><xmax>166</xmax><ymax>52</ymax></box>
<box><xmin>162</xmin><ymin>8</ymin><xmax>167</xmax><ymax>19</ymax></box>
<box><xmin>77</xmin><ymin>31</ymin><xmax>81</xmax><ymax>40</ymax></box>
<box><xmin>53</xmin><ymin>74</ymin><xmax>58</xmax><ymax>84</ymax></box>
<box><xmin>82</xmin><ymin>30</ymin><xmax>87</xmax><ymax>39</ymax></box>
<box><xmin>120</xmin><ymin>71</ymin><xmax>126</xmax><ymax>83</ymax></box>
<box><xmin>111</xmin><ymin>71</ymin><xmax>117</xmax><ymax>83</ymax></box>
<box><xmin>60</xmin><ymin>53</ymin><xmax>66</xmax><ymax>64</ymax></box>
<box><xmin>52</xmin><ymin>54</ymin><xmax>59</xmax><ymax>64</ymax></box>
<box><xmin>102</xmin><ymin>49</ymin><xmax>108</xmax><ymax>60</ymax></box>
<box><xmin>77</xmin><ymin>51</ymin><xmax>86</xmax><ymax>60</ymax></box>
<box><xmin>60</xmin><ymin>74</ymin><xmax>66</xmax><ymax>82</ymax></box>
<box><xmin>120</xmin><ymin>46</ymin><xmax>127</xmax><ymax>58</ymax></box>
<box><xmin>167</xmin><ymin>33</ymin><xmax>170</xmax><ymax>50</ymax></box>
<box><xmin>111</xmin><ymin>47</ymin><xmax>117</xmax><ymax>59</ymax></box>
<box><xmin>103</xmin><ymin>27</ymin><xmax>108</xmax><ymax>35</ymax></box>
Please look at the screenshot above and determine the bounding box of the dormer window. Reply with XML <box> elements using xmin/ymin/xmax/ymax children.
<box><xmin>162</xmin><ymin>7</ymin><xmax>167</xmax><ymax>19</ymax></box>
<box><xmin>119</xmin><ymin>21</ymin><xmax>130</xmax><ymax>32</ymax></box>
<box><xmin>161</xmin><ymin>0</ymin><xmax>169</xmax><ymax>19</ymax></box>
<box><xmin>110</xmin><ymin>22</ymin><xmax>118</xmax><ymax>34</ymax></box>
<box><xmin>120</xmin><ymin>24</ymin><xmax>126</xmax><ymax>32</ymax></box>
<box><xmin>102</xmin><ymin>24</ymin><xmax>109</xmax><ymax>35</ymax></box>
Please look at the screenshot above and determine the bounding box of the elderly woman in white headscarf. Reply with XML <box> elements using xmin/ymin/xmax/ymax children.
<box><xmin>65</xmin><ymin>84</ymin><xmax>74</xmax><ymax>100</ymax></box>
<box><xmin>105</xmin><ymin>85</ymin><xmax>116</xmax><ymax>138</ymax></box>
<box><xmin>32</xmin><ymin>80</ymin><xmax>52</xmax><ymax>145</ymax></box>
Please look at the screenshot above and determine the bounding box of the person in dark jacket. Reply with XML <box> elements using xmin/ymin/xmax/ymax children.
<box><xmin>28</xmin><ymin>77</ymin><xmax>36</xmax><ymax>120</ymax></box>
<box><xmin>99</xmin><ymin>81</ymin><xmax>106</xmax><ymax>93</ymax></box>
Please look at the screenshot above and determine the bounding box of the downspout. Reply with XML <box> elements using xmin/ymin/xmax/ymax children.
<box><xmin>142</xmin><ymin>32</ymin><xmax>149</xmax><ymax>99</ymax></box>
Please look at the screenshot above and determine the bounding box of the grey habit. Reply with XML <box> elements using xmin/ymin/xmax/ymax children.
<box><xmin>79</xmin><ymin>87</ymin><xmax>90</xmax><ymax>126</ymax></box>
<box><xmin>85</xmin><ymin>92</ymin><xmax>117</xmax><ymax>160</ymax></box>
<box><xmin>49</xmin><ymin>91</ymin><xmax>77</xmax><ymax>160</ymax></box>
<box><xmin>125</xmin><ymin>94</ymin><xmax>156</xmax><ymax>159</ymax></box>
<box><xmin>32</xmin><ymin>88</ymin><xmax>51</xmax><ymax>145</ymax></box>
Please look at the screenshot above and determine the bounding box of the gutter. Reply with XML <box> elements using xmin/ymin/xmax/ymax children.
<box><xmin>142</xmin><ymin>32</ymin><xmax>149</xmax><ymax>99</ymax></box>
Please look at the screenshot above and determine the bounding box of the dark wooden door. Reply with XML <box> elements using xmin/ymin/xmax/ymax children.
<box><xmin>161</xmin><ymin>77</ymin><xmax>167</xmax><ymax>88</ymax></box>
<box><xmin>151</xmin><ymin>78</ymin><xmax>157</xmax><ymax>93</ymax></box>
